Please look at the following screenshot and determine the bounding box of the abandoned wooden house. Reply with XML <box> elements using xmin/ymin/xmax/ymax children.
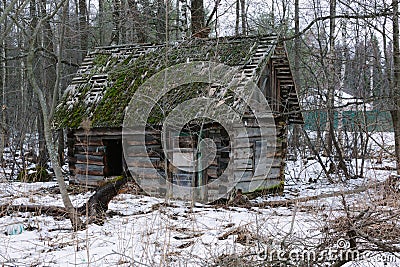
<box><xmin>54</xmin><ymin>34</ymin><xmax>303</xmax><ymax>202</ymax></box>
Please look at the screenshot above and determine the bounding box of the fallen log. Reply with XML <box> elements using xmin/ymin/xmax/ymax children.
<box><xmin>0</xmin><ymin>204</ymin><xmax>68</xmax><ymax>217</ymax></box>
<box><xmin>77</xmin><ymin>175</ymin><xmax>128</xmax><ymax>219</ymax></box>
<box><xmin>0</xmin><ymin>175</ymin><xmax>129</xmax><ymax>225</ymax></box>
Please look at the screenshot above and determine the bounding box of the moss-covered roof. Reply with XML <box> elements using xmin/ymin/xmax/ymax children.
<box><xmin>54</xmin><ymin>34</ymin><xmax>293</xmax><ymax>129</ymax></box>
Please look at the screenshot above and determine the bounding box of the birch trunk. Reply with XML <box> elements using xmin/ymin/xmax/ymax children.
<box><xmin>26</xmin><ymin>1</ymin><xmax>83</xmax><ymax>230</ymax></box>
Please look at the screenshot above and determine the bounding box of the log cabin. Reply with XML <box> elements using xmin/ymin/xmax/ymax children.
<box><xmin>54</xmin><ymin>34</ymin><xmax>303</xmax><ymax>202</ymax></box>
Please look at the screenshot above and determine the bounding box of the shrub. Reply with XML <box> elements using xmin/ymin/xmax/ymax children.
<box><xmin>17</xmin><ymin>166</ymin><xmax>52</xmax><ymax>182</ymax></box>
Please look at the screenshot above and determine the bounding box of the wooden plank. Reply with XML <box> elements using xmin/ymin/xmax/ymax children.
<box><xmin>75</xmin><ymin>163</ymin><xmax>104</xmax><ymax>173</ymax></box>
<box><xmin>266</xmin><ymin>167</ymin><xmax>282</xmax><ymax>179</ymax></box>
<box><xmin>125</xmin><ymin>156</ymin><xmax>159</xmax><ymax>163</ymax></box>
<box><xmin>234</xmin><ymin>158</ymin><xmax>253</xmax><ymax>169</ymax></box>
<box><xmin>233</xmin><ymin>147</ymin><xmax>252</xmax><ymax>159</ymax></box>
<box><xmin>74</xmin><ymin>138</ymin><xmax>104</xmax><ymax>146</ymax></box>
<box><xmin>233</xmin><ymin>138</ymin><xmax>252</xmax><ymax>148</ymax></box>
<box><xmin>74</xmin><ymin>170</ymin><xmax>103</xmax><ymax>178</ymax></box>
<box><xmin>126</xmin><ymin>139</ymin><xmax>159</xmax><ymax>146</ymax></box>
<box><xmin>126</xmin><ymin>160</ymin><xmax>156</xmax><ymax>168</ymax></box>
<box><xmin>206</xmin><ymin>182</ymin><xmax>229</xmax><ymax>192</ymax></box>
<box><xmin>235</xmin><ymin>127</ymin><xmax>261</xmax><ymax>138</ymax></box>
<box><xmin>75</xmin><ymin>174</ymin><xmax>104</xmax><ymax>182</ymax></box>
<box><xmin>233</xmin><ymin>166</ymin><xmax>282</xmax><ymax>183</ymax></box>
<box><xmin>137</xmin><ymin>177</ymin><xmax>164</xmax><ymax>188</ymax></box>
<box><xmin>234</xmin><ymin>129</ymin><xmax>275</xmax><ymax>138</ymax></box>
<box><xmin>74</xmin><ymin>145</ymin><xmax>106</xmax><ymax>154</ymax></box>
<box><xmin>75</xmin><ymin>168</ymin><xmax>103</xmax><ymax>176</ymax></box>
<box><xmin>76</xmin><ymin>154</ymin><xmax>104</xmax><ymax>165</ymax></box>
<box><xmin>234</xmin><ymin>170</ymin><xmax>253</xmax><ymax>180</ymax></box>
<box><xmin>129</xmin><ymin>167</ymin><xmax>162</xmax><ymax>179</ymax></box>
<box><xmin>254</xmin><ymin>160</ymin><xmax>281</xmax><ymax>176</ymax></box>
<box><xmin>206</xmin><ymin>166</ymin><xmax>218</xmax><ymax>177</ymax></box>
<box><xmin>126</xmin><ymin>150</ymin><xmax>161</xmax><ymax>158</ymax></box>
<box><xmin>74</xmin><ymin>128</ymin><xmax>122</xmax><ymax>137</ymax></box>
<box><xmin>266</xmin><ymin>151</ymin><xmax>284</xmax><ymax>158</ymax></box>
<box><xmin>123</xmin><ymin>128</ymin><xmax>160</xmax><ymax>136</ymax></box>
<box><xmin>236</xmin><ymin>177</ymin><xmax>267</xmax><ymax>186</ymax></box>
<box><xmin>76</xmin><ymin>159</ymin><xmax>104</xmax><ymax>166</ymax></box>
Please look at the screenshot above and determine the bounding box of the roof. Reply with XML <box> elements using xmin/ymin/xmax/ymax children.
<box><xmin>54</xmin><ymin>34</ymin><xmax>303</xmax><ymax>129</ymax></box>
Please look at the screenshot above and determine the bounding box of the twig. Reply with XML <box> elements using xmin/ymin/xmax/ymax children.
<box><xmin>258</xmin><ymin>181</ymin><xmax>385</xmax><ymax>208</ymax></box>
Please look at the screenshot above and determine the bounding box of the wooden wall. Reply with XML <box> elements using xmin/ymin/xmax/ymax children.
<box><xmin>68</xmin><ymin>118</ymin><xmax>288</xmax><ymax>199</ymax></box>
<box><xmin>68</xmin><ymin>128</ymin><xmax>122</xmax><ymax>186</ymax></box>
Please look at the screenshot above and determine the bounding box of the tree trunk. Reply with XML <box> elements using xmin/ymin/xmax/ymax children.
<box><xmin>175</xmin><ymin>0</ymin><xmax>180</xmax><ymax>40</ymax></box>
<box><xmin>325</xmin><ymin>0</ymin><xmax>336</xmax><ymax>156</ymax></box>
<box><xmin>391</xmin><ymin>0</ymin><xmax>400</xmax><ymax>174</ymax></box>
<box><xmin>235</xmin><ymin>0</ymin><xmax>239</xmax><ymax>36</ymax></box>
<box><xmin>37</xmin><ymin>110</ymin><xmax>49</xmax><ymax>167</ymax></box>
<box><xmin>78</xmin><ymin>0</ymin><xmax>88</xmax><ymax>59</ymax></box>
<box><xmin>183</xmin><ymin>0</ymin><xmax>190</xmax><ymax>37</ymax></box>
<box><xmin>156</xmin><ymin>0</ymin><xmax>166</xmax><ymax>42</ymax></box>
<box><xmin>240</xmin><ymin>0</ymin><xmax>246</xmax><ymax>35</ymax></box>
<box><xmin>128</xmin><ymin>0</ymin><xmax>146</xmax><ymax>43</ymax></box>
<box><xmin>98</xmin><ymin>0</ymin><xmax>105</xmax><ymax>45</ymax></box>
<box><xmin>120</xmin><ymin>1</ymin><xmax>126</xmax><ymax>43</ymax></box>
<box><xmin>191</xmin><ymin>0</ymin><xmax>205</xmax><ymax>36</ymax></box>
<box><xmin>78</xmin><ymin>176</ymin><xmax>128</xmax><ymax>221</ymax></box>
<box><xmin>291</xmin><ymin>0</ymin><xmax>301</xmax><ymax>157</ymax></box>
<box><xmin>26</xmin><ymin>2</ymin><xmax>84</xmax><ymax>230</ymax></box>
<box><xmin>37</xmin><ymin>0</ymin><xmax>56</xmax><ymax>168</ymax></box>
<box><xmin>0</xmin><ymin>6</ymin><xmax>6</xmax><ymax>163</ymax></box>
<box><xmin>28</xmin><ymin>51</ymin><xmax>83</xmax><ymax>230</ymax></box>
<box><xmin>58</xmin><ymin>129</ymin><xmax>65</xmax><ymax>166</ymax></box>
<box><xmin>111</xmin><ymin>0</ymin><xmax>120</xmax><ymax>45</ymax></box>
<box><xmin>294</xmin><ymin>0</ymin><xmax>300</xmax><ymax>84</ymax></box>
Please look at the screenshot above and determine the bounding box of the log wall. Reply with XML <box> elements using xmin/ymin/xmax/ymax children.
<box><xmin>68</xmin><ymin>119</ymin><xmax>288</xmax><ymax>199</ymax></box>
<box><xmin>68</xmin><ymin>128</ymin><xmax>121</xmax><ymax>186</ymax></box>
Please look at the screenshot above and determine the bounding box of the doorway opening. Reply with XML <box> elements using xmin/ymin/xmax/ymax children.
<box><xmin>103</xmin><ymin>139</ymin><xmax>123</xmax><ymax>177</ymax></box>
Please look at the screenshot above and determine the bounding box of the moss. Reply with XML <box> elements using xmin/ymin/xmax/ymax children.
<box><xmin>244</xmin><ymin>180</ymin><xmax>285</xmax><ymax>199</ymax></box>
<box><xmin>106</xmin><ymin>175</ymin><xmax>125</xmax><ymax>184</ymax></box>
<box><xmin>53</xmin><ymin>82</ymin><xmax>96</xmax><ymax>128</ymax></box>
<box><xmin>91</xmin><ymin>62</ymin><xmax>155</xmax><ymax>127</ymax></box>
<box><xmin>54</xmin><ymin>37</ymin><xmax>260</xmax><ymax>128</ymax></box>
<box><xmin>147</xmin><ymin>82</ymin><xmax>209</xmax><ymax>124</ymax></box>
<box><xmin>93</xmin><ymin>54</ymin><xmax>110</xmax><ymax>67</ymax></box>
<box><xmin>98</xmin><ymin>175</ymin><xmax>125</xmax><ymax>187</ymax></box>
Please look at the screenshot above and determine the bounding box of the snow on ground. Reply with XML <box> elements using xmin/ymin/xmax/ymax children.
<box><xmin>0</xmin><ymin>176</ymin><xmax>397</xmax><ymax>266</ymax></box>
<box><xmin>0</xmin><ymin>132</ymin><xmax>399</xmax><ymax>266</ymax></box>
<box><xmin>0</xmin><ymin>191</ymin><xmax>309</xmax><ymax>266</ymax></box>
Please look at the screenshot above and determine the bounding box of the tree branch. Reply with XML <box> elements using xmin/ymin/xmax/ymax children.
<box><xmin>280</xmin><ymin>10</ymin><xmax>397</xmax><ymax>42</ymax></box>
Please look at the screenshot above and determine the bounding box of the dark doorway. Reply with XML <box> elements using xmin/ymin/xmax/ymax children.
<box><xmin>103</xmin><ymin>139</ymin><xmax>123</xmax><ymax>177</ymax></box>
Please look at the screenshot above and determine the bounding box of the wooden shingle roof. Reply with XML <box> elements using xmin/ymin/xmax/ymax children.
<box><xmin>54</xmin><ymin>34</ymin><xmax>303</xmax><ymax>128</ymax></box>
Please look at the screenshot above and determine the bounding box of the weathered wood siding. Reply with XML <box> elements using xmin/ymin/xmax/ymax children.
<box><xmin>69</xmin><ymin>128</ymin><xmax>122</xmax><ymax>186</ymax></box>
<box><xmin>124</xmin><ymin>127</ymin><xmax>164</xmax><ymax>196</ymax></box>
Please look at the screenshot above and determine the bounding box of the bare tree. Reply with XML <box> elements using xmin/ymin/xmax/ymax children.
<box><xmin>240</xmin><ymin>0</ymin><xmax>247</xmax><ymax>35</ymax></box>
<box><xmin>25</xmin><ymin>0</ymin><xmax>83</xmax><ymax>230</ymax></box>
<box><xmin>0</xmin><ymin>0</ymin><xmax>8</xmax><ymax>163</ymax></box>
<box><xmin>390</xmin><ymin>0</ymin><xmax>400</xmax><ymax>174</ymax></box>
<box><xmin>110</xmin><ymin>0</ymin><xmax>124</xmax><ymax>45</ymax></box>
<box><xmin>78</xmin><ymin>0</ymin><xmax>89</xmax><ymax>59</ymax></box>
<box><xmin>191</xmin><ymin>0</ymin><xmax>205</xmax><ymax>35</ymax></box>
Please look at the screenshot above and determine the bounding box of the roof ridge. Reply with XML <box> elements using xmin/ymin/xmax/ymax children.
<box><xmin>92</xmin><ymin>34</ymin><xmax>280</xmax><ymax>51</ymax></box>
